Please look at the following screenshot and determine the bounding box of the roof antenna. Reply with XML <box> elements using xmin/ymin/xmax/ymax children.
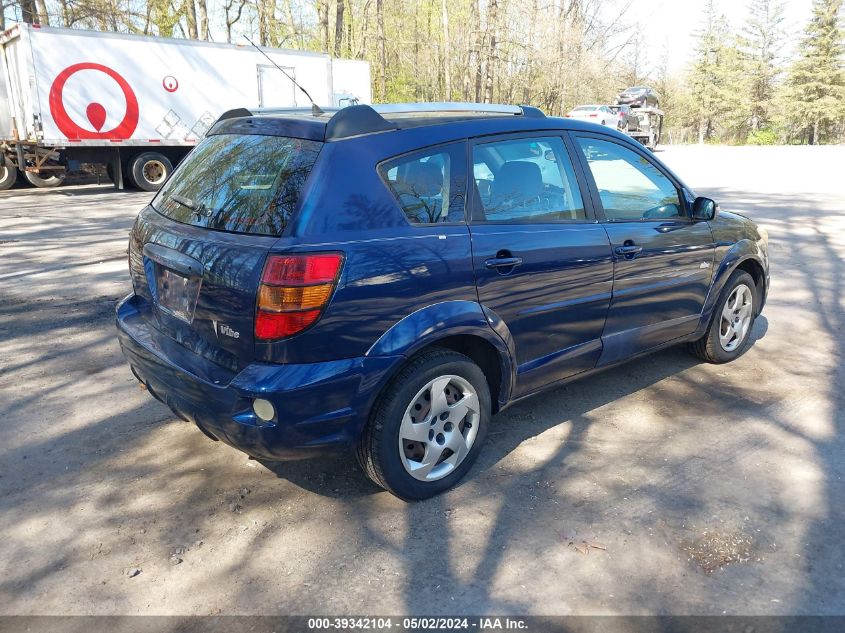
<box><xmin>243</xmin><ymin>35</ymin><xmax>324</xmax><ymax>116</ymax></box>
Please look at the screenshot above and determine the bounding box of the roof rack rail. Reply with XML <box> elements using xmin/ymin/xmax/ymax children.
<box><xmin>325</xmin><ymin>102</ymin><xmax>545</xmax><ymax>141</ymax></box>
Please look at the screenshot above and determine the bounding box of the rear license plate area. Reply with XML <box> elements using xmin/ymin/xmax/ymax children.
<box><xmin>154</xmin><ymin>265</ymin><xmax>201</xmax><ymax>323</ymax></box>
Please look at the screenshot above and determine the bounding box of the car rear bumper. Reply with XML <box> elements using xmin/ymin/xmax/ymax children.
<box><xmin>116</xmin><ymin>294</ymin><xmax>402</xmax><ymax>460</ymax></box>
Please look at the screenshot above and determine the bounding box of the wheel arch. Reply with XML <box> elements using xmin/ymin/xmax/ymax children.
<box><xmin>366</xmin><ymin>300</ymin><xmax>516</xmax><ymax>412</ymax></box>
<box><xmin>700</xmin><ymin>240</ymin><xmax>768</xmax><ymax>332</ymax></box>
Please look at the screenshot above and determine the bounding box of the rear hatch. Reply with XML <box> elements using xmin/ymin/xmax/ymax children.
<box><xmin>128</xmin><ymin>132</ymin><xmax>323</xmax><ymax>373</ymax></box>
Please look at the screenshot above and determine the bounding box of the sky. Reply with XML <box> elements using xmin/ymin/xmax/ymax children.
<box><xmin>636</xmin><ymin>0</ymin><xmax>816</xmax><ymax>74</ymax></box>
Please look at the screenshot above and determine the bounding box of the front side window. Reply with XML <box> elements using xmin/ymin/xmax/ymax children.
<box><xmin>379</xmin><ymin>142</ymin><xmax>466</xmax><ymax>224</ymax></box>
<box><xmin>152</xmin><ymin>133</ymin><xmax>322</xmax><ymax>236</ymax></box>
<box><xmin>472</xmin><ymin>136</ymin><xmax>585</xmax><ymax>222</ymax></box>
<box><xmin>576</xmin><ymin>137</ymin><xmax>683</xmax><ymax>221</ymax></box>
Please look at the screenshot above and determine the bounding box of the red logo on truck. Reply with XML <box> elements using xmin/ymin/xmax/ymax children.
<box><xmin>49</xmin><ymin>63</ymin><xmax>139</xmax><ymax>140</ymax></box>
<box><xmin>162</xmin><ymin>76</ymin><xmax>179</xmax><ymax>92</ymax></box>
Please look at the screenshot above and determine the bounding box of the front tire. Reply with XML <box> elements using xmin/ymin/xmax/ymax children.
<box><xmin>691</xmin><ymin>270</ymin><xmax>757</xmax><ymax>363</ymax></box>
<box><xmin>129</xmin><ymin>152</ymin><xmax>172</xmax><ymax>192</ymax></box>
<box><xmin>357</xmin><ymin>349</ymin><xmax>491</xmax><ymax>500</ymax></box>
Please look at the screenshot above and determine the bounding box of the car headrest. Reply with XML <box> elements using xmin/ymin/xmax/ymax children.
<box><xmin>401</xmin><ymin>161</ymin><xmax>443</xmax><ymax>197</ymax></box>
<box><xmin>492</xmin><ymin>161</ymin><xmax>543</xmax><ymax>203</ymax></box>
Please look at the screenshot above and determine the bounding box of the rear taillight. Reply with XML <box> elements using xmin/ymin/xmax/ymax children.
<box><xmin>589</xmin><ymin>113</ymin><xmax>598</xmax><ymax>117</ymax></box>
<box><xmin>255</xmin><ymin>253</ymin><xmax>344</xmax><ymax>340</ymax></box>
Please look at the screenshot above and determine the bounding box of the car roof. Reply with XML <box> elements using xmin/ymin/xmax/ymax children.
<box><xmin>208</xmin><ymin>102</ymin><xmax>636</xmax><ymax>146</ymax></box>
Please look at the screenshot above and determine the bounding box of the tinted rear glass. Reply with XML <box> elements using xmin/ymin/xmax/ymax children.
<box><xmin>151</xmin><ymin>134</ymin><xmax>322</xmax><ymax>236</ymax></box>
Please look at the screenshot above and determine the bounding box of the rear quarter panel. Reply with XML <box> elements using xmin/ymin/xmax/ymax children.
<box><xmin>257</xmin><ymin>138</ymin><xmax>480</xmax><ymax>365</ymax></box>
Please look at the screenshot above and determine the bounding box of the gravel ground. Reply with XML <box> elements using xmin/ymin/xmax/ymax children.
<box><xmin>0</xmin><ymin>145</ymin><xmax>843</xmax><ymax>616</ymax></box>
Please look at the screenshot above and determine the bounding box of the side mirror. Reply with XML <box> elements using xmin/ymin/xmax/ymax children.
<box><xmin>544</xmin><ymin>149</ymin><xmax>556</xmax><ymax>162</ymax></box>
<box><xmin>692</xmin><ymin>196</ymin><xmax>718</xmax><ymax>221</ymax></box>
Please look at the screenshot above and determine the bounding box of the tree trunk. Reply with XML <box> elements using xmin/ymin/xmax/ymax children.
<box><xmin>284</xmin><ymin>0</ymin><xmax>298</xmax><ymax>46</ymax></box>
<box><xmin>224</xmin><ymin>0</ymin><xmax>246</xmax><ymax>43</ymax></box>
<box><xmin>334</xmin><ymin>0</ymin><xmax>345</xmax><ymax>57</ymax></box>
<box><xmin>483</xmin><ymin>0</ymin><xmax>498</xmax><ymax>103</ymax></box>
<box><xmin>34</xmin><ymin>0</ymin><xmax>50</xmax><ymax>25</ymax></box>
<box><xmin>441</xmin><ymin>0</ymin><xmax>451</xmax><ymax>100</ymax></box>
<box><xmin>346</xmin><ymin>0</ymin><xmax>353</xmax><ymax>56</ymax></box>
<box><xmin>812</xmin><ymin>119</ymin><xmax>819</xmax><ymax>145</ymax></box>
<box><xmin>376</xmin><ymin>0</ymin><xmax>386</xmax><ymax>101</ymax></box>
<box><xmin>463</xmin><ymin>0</ymin><xmax>476</xmax><ymax>100</ymax></box>
<box><xmin>474</xmin><ymin>0</ymin><xmax>483</xmax><ymax>102</ymax></box>
<box><xmin>318</xmin><ymin>0</ymin><xmax>330</xmax><ymax>52</ymax></box>
<box><xmin>184</xmin><ymin>0</ymin><xmax>198</xmax><ymax>39</ymax></box>
<box><xmin>20</xmin><ymin>0</ymin><xmax>39</xmax><ymax>24</ymax></box>
<box><xmin>197</xmin><ymin>0</ymin><xmax>209</xmax><ymax>39</ymax></box>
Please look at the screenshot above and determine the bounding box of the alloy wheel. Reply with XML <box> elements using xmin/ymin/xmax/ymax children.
<box><xmin>719</xmin><ymin>283</ymin><xmax>753</xmax><ymax>352</ymax></box>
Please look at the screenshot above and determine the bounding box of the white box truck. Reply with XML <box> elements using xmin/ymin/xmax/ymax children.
<box><xmin>0</xmin><ymin>24</ymin><xmax>371</xmax><ymax>191</ymax></box>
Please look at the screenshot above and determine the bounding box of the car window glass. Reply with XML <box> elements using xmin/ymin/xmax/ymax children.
<box><xmin>577</xmin><ymin>137</ymin><xmax>683</xmax><ymax>221</ymax></box>
<box><xmin>472</xmin><ymin>136</ymin><xmax>585</xmax><ymax>223</ymax></box>
<box><xmin>151</xmin><ymin>134</ymin><xmax>322</xmax><ymax>236</ymax></box>
<box><xmin>379</xmin><ymin>143</ymin><xmax>466</xmax><ymax>224</ymax></box>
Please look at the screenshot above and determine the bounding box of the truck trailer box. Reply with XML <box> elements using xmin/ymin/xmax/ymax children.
<box><xmin>0</xmin><ymin>24</ymin><xmax>371</xmax><ymax>190</ymax></box>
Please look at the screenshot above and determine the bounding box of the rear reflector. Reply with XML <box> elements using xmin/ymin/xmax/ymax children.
<box><xmin>256</xmin><ymin>309</ymin><xmax>322</xmax><ymax>339</ymax></box>
<box><xmin>255</xmin><ymin>253</ymin><xmax>344</xmax><ymax>340</ymax></box>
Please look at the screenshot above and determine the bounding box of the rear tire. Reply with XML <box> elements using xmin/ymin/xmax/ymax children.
<box><xmin>690</xmin><ymin>270</ymin><xmax>757</xmax><ymax>363</ymax></box>
<box><xmin>357</xmin><ymin>349</ymin><xmax>491</xmax><ymax>500</ymax></box>
<box><xmin>129</xmin><ymin>152</ymin><xmax>172</xmax><ymax>192</ymax></box>
<box><xmin>23</xmin><ymin>170</ymin><xmax>65</xmax><ymax>188</ymax></box>
<box><xmin>0</xmin><ymin>164</ymin><xmax>17</xmax><ymax>190</ymax></box>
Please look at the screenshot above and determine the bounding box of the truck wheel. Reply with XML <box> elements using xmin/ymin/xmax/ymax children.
<box><xmin>0</xmin><ymin>164</ymin><xmax>17</xmax><ymax>190</ymax></box>
<box><xmin>23</xmin><ymin>170</ymin><xmax>65</xmax><ymax>188</ymax></box>
<box><xmin>129</xmin><ymin>153</ymin><xmax>172</xmax><ymax>192</ymax></box>
<box><xmin>357</xmin><ymin>349</ymin><xmax>491</xmax><ymax>500</ymax></box>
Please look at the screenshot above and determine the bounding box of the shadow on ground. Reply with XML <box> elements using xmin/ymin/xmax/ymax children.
<box><xmin>0</xmin><ymin>177</ymin><xmax>842</xmax><ymax>615</ymax></box>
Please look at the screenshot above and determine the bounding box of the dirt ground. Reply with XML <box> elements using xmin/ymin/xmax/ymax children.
<box><xmin>0</xmin><ymin>145</ymin><xmax>843</xmax><ymax>616</ymax></box>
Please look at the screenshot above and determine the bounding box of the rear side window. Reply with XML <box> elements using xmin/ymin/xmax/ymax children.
<box><xmin>151</xmin><ymin>134</ymin><xmax>322</xmax><ymax>236</ymax></box>
<box><xmin>378</xmin><ymin>142</ymin><xmax>467</xmax><ymax>224</ymax></box>
<box><xmin>472</xmin><ymin>136</ymin><xmax>585</xmax><ymax>223</ymax></box>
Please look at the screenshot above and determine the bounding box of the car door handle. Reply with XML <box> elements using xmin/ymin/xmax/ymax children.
<box><xmin>614</xmin><ymin>245</ymin><xmax>643</xmax><ymax>256</ymax></box>
<box><xmin>485</xmin><ymin>257</ymin><xmax>523</xmax><ymax>269</ymax></box>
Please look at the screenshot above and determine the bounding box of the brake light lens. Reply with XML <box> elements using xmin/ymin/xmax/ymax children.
<box><xmin>255</xmin><ymin>253</ymin><xmax>343</xmax><ymax>340</ymax></box>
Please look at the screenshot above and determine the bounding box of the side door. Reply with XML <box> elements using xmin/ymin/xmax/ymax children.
<box><xmin>469</xmin><ymin>133</ymin><xmax>613</xmax><ymax>397</ymax></box>
<box><xmin>571</xmin><ymin>133</ymin><xmax>715</xmax><ymax>365</ymax></box>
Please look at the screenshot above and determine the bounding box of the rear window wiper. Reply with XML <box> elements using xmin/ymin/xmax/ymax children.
<box><xmin>170</xmin><ymin>194</ymin><xmax>211</xmax><ymax>218</ymax></box>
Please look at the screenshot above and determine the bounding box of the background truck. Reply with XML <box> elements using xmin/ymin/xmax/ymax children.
<box><xmin>0</xmin><ymin>24</ymin><xmax>371</xmax><ymax>191</ymax></box>
<box><xmin>611</xmin><ymin>102</ymin><xmax>664</xmax><ymax>150</ymax></box>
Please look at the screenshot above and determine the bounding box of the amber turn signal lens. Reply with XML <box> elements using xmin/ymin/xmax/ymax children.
<box><xmin>258</xmin><ymin>284</ymin><xmax>333</xmax><ymax>312</ymax></box>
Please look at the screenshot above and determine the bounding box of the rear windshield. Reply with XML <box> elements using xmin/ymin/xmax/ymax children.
<box><xmin>151</xmin><ymin>134</ymin><xmax>322</xmax><ymax>236</ymax></box>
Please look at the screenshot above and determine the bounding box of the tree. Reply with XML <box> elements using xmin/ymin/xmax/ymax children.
<box><xmin>784</xmin><ymin>0</ymin><xmax>845</xmax><ymax>144</ymax></box>
<box><xmin>441</xmin><ymin>0</ymin><xmax>451</xmax><ymax>100</ymax></box>
<box><xmin>376</xmin><ymin>0</ymin><xmax>385</xmax><ymax>101</ymax></box>
<box><xmin>483</xmin><ymin>0</ymin><xmax>497</xmax><ymax>104</ymax></box>
<box><xmin>741</xmin><ymin>0</ymin><xmax>787</xmax><ymax>132</ymax></box>
<box><xmin>196</xmin><ymin>0</ymin><xmax>208</xmax><ymax>39</ymax></box>
<box><xmin>223</xmin><ymin>0</ymin><xmax>246</xmax><ymax>42</ymax></box>
<box><xmin>334</xmin><ymin>0</ymin><xmax>344</xmax><ymax>56</ymax></box>
<box><xmin>686</xmin><ymin>0</ymin><xmax>747</xmax><ymax>143</ymax></box>
<box><xmin>317</xmin><ymin>0</ymin><xmax>329</xmax><ymax>51</ymax></box>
